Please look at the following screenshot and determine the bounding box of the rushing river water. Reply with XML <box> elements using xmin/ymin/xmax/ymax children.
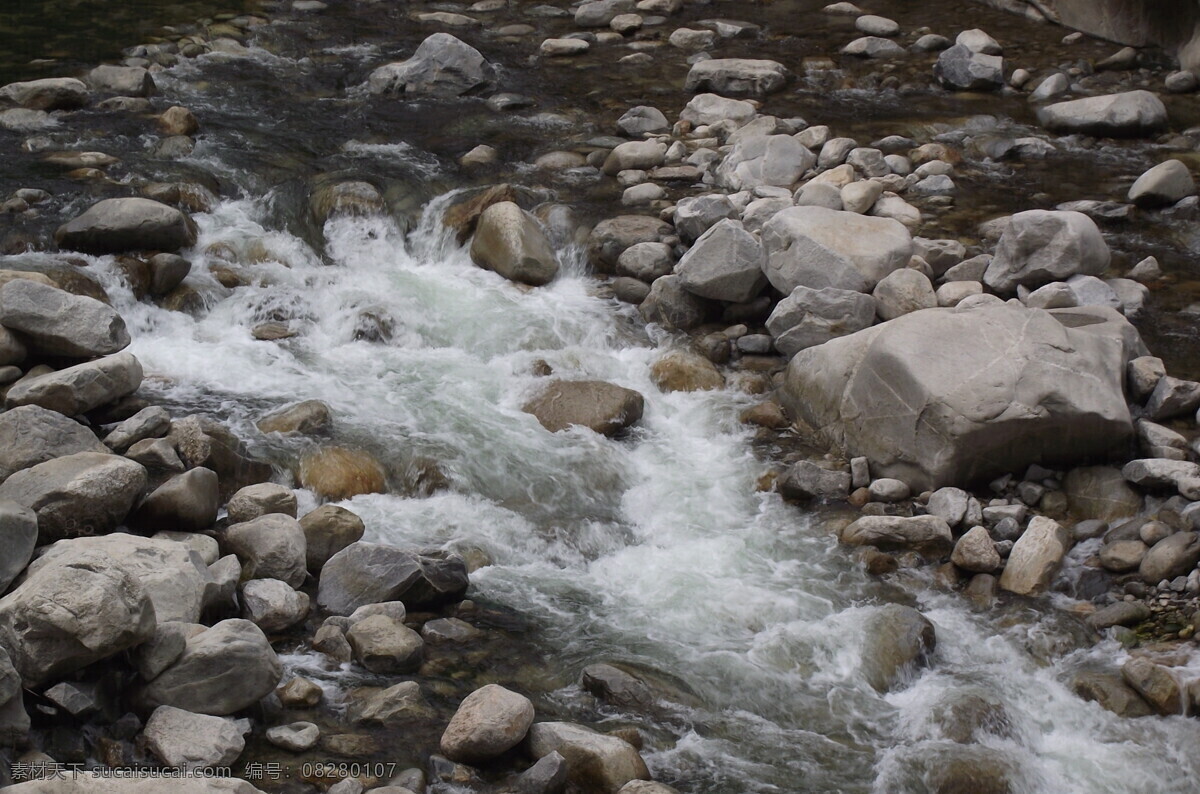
<box><xmin>6</xmin><ymin>0</ymin><xmax>1200</xmax><ymax>791</ymax></box>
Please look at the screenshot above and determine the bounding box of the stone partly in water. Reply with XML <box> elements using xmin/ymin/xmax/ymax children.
<box><xmin>526</xmin><ymin>722</ymin><xmax>650</xmax><ymax>793</ymax></box>
<box><xmin>298</xmin><ymin>447</ymin><xmax>387</xmax><ymax>501</ymax></box>
<box><xmin>523</xmin><ymin>380</ymin><xmax>645</xmax><ymax>436</ymax></box>
<box><xmin>781</xmin><ymin>303</ymin><xmax>1137</xmax><ymax>491</ymax></box>
<box><xmin>367</xmin><ymin>33</ymin><xmax>496</xmax><ymax>97</ymax></box>
<box><xmin>839</xmin><ymin>515</ymin><xmax>954</xmax><ymax>556</ymax></box>
<box><xmin>469</xmin><ymin>202</ymin><xmax>559</xmax><ymax>286</ymax></box>
<box><xmin>0</xmin><ymin>77</ymin><xmax>89</xmax><ymax>110</ymax></box>
<box><xmin>998</xmin><ymin>516</ymin><xmax>1071</xmax><ymax>595</ymax></box>
<box><xmin>1036</xmin><ymin>90</ymin><xmax>1169</xmax><ymax>137</ymax></box>
<box><xmin>440</xmin><ymin>684</ymin><xmax>535</xmax><ymax>763</ymax></box>
<box><xmin>317</xmin><ymin>542</ymin><xmax>469</xmax><ymax>615</ymax></box>
<box><xmin>859</xmin><ymin>604</ymin><xmax>936</xmax><ymax>692</ymax></box>
<box><xmin>55</xmin><ymin>198</ymin><xmax>198</xmax><ymax>254</ymax></box>
<box><xmin>684</xmin><ymin>58</ymin><xmax>789</xmax><ymax>97</ymax></box>
<box><xmin>983</xmin><ymin>210</ymin><xmax>1110</xmax><ymax>294</ymax></box>
<box><xmin>766</xmin><ymin>285</ymin><xmax>876</xmax><ymax>357</ymax></box>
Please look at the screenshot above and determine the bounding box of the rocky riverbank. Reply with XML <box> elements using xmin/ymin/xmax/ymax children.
<box><xmin>2</xmin><ymin>0</ymin><xmax>1200</xmax><ymax>792</ymax></box>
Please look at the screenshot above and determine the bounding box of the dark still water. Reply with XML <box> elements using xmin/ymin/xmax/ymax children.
<box><xmin>0</xmin><ymin>0</ymin><xmax>254</xmax><ymax>83</ymax></box>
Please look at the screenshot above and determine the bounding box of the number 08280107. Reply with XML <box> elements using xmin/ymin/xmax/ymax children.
<box><xmin>302</xmin><ymin>762</ymin><xmax>399</xmax><ymax>779</ymax></box>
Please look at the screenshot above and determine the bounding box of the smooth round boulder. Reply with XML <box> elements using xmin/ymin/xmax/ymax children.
<box><xmin>469</xmin><ymin>202</ymin><xmax>559</xmax><ymax>286</ymax></box>
<box><xmin>440</xmin><ymin>684</ymin><xmax>535</xmax><ymax>763</ymax></box>
<box><xmin>223</xmin><ymin>513</ymin><xmax>307</xmax><ymax>588</ymax></box>
<box><xmin>225</xmin><ymin>483</ymin><xmax>298</xmax><ymax>524</ymax></box>
<box><xmin>55</xmin><ymin>198</ymin><xmax>198</xmax><ymax>254</ymax></box>
<box><xmin>523</xmin><ymin>379</ymin><xmax>644</xmax><ymax>436</ymax></box>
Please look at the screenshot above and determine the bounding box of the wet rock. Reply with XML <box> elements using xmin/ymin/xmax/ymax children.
<box><xmin>526</xmin><ymin>722</ymin><xmax>650</xmax><ymax>794</ymax></box>
<box><xmin>224</xmin><ymin>513</ymin><xmax>307</xmax><ymax>588</ymax></box>
<box><xmin>0</xmin><ymin>451</ymin><xmax>145</xmax><ymax>543</ymax></box>
<box><xmin>1072</xmin><ymin>671</ymin><xmax>1153</xmax><ymax>717</ymax></box>
<box><xmin>1037</xmin><ymin>90</ymin><xmax>1168</xmax><ymax>137</ymax></box>
<box><xmin>860</xmin><ymin>604</ymin><xmax>936</xmax><ymax>692</ymax></box>
<box><xmin>470</xmin><ymin>201</ymin><xmax>559</xmax><ymax>286</ymax></box>
<box><xmin>649</xmin><ymin>350</ymin><xmax>724</xmax><ymax>392</ymax></box>
<box><xmin>951</xmin><ymin>526</ymin><xmax>1001</xmax><ymax>572</ymax></box>
<box><xmin>5</xmin><ymin>351</ymin><xmax>143</xmax><ymax>415</ymax></box>
<box><xmin>684</xmin><ymin>58</ymin><xmax>788</xmax><ymax>97</ymax></box>
<box><xmin>765</xmin><ymin>285</ymin><xmax>877</xmax><ymax>357</ymax></box>
<box><xmin>349</xmin><ymin>680</ymin><xmax>432</xmax><ymax>724</ymax></box>
<box><xmin>241</xmin><ymin>579</ymin><xmax>310</xmax><ymax>632</ymax></box>
<box><xmin>781</xmin><ymin>303</ymin><xmax>1136</xmax><ymax>491</ymax></box>
<box><xmin>226</xmin><ymin>483</ymin><xmax>297</xmax><ymax>523</ymax></box>
<box><xmin>313</xmin><ymin>624</ymin><xmax>352</xmax><ymax>662</ymax></box>
<box><xmin>277</xmin><ymin>676</ymin><xmax>323</xmax><ymax>708</ymax></box>
<box><xmin>983</xmin><ymin>210</ymin><xmax>1109</xmax><ymax>294</ymax></box>
<box><xmin>515</xmin><ymin>751</ymin><xmax>569</xmax><ymax>794</ymax></box>
<box><xmin>0</xmin><ymin>77</ymin><xmax>89</xmax><ymax>110</ymax></box>
<box><xmin>143</xmin><ymin>706</ymin><xmax>244</xmax><ymax>770</ymax></box>
<box><xmin>523</xmin><ymin>379</ymin><xmax>644</xmax><ymax>436</ymax></box>
<box><xmin>1062</xmin><ymin>466</ymin><xmax>1141</xmax><ymax>520</ymax></box>
<box><xmin>999</xmin><ymin>516</ymin><xmax>1070</xmax><ymax>596</ymax></box>
<box><xmin>132</xmin><ymin>467</ymin><xmax>220</xmax><ymax>532</ymax></box>
<box><xmin>139</xmin><ymin>619</ymin><xmax>282</xmax><ymax>715</ymax></box>
<box><xmin>256</xmin><ymin>400</ymin><xmax>332</xmax><ymax>435</ymax></box>
<box><xmin>440</xmin><ymin>684</ymin><xmax>535</xmax><ymax>763</ymax></box>
<box><xmin>367</xmin><ymin>33</ymin><xmax>495</xmax><ymax>97</ymax></box>
<box><xmin>0</xmin><ymin>545</ymin><xmax>155</xmax><ymax>685</ymax></box>
<box><xmin>266</xmin><ymin>721</ymin><xmax>319</xmax><ymax>752</ymax></box>
<box><xmin>934</xmin><ymin>44</ymin><xmax>1004</xmax><ymax>90</ymax></box>
<box><xmin>1139</xmin><ymin>531</ymin><xmax>1200</xmax><ymax>583</ymax></box>
<box><xmin>839</xmin><ymin>515</ymin><xmax>953</xmax><ymax>555</ymax></box>
<box><xmin>1088</xmin><ymin>601</ymin><xmax>1150</xmax><ymax>629</ymax></box>
<box><xmin>346</xmin><ymin>614</ymin><xmax>423</xmax><ymax>674</ymax></box>
<box><xmin>55</xmin><ymin>198</ymin><xmax>197</xmax><ymax>254</ymax></box>
<box><xmin>0</xmin><ymin>405</ymin><xmax>107</xmax><ymax>482</ymax></box>
<box><xmin>1099</xmin><ymin>539</ymin><xmax>1148</xmax><ymax>572</ymax></box>
<box><xmin>0</xmin><ymin>280</ymin><xmax>128</xmax><ymax>358</ymax></box>
<box><xmin>87</xmin><ymin>65</ymin><xmax>154</xmax><ymax>97</ymax></box>
<box><xmin>930</xmin><ymin>689</ymin><xmax>1011</xmax><ymax>743</ymax></box>
<box><xmin>675</xmin><ymin>219</ymin><xmax>766</xmax><ymax>303</ymax></box>
<box><xmin>298</xmin><ymin>446</ymin><xmax>386</xmax><ymax>501</ymax></box>
<box><xmin>158</xmin><ymin>106</ymin><xmax>198</xmax><ymax>136</ymax></box>
<box><xmin>1128</xmin><ymin>160</ymin><xmax>1195</xmax><ymax>207</ymax></box>
<box><xmin>309</xmin><ymin>180</ymin><xmax>385</xmax><ymax>224</ymax></box>
<box><xmin>576</xmin><ymin>0</ymin><xmax>633</xmax><ymax>26</ymax></box>
<box><xmin>581</xmin><ymin>664</ymin><xmax>655</xmax><ymax>709</ymax></box>
<box><xmin>779</xmin><ymin>461</ymin><xmax>851</xmax><ymax>501</ymax></box>
<box><xmin>762</xmin><ymin>206</ymin><xmax>912</xmax><ymax>294</ymax></box>
<box><xmin>842</xmin><ymin>36</ymin><xmax>905</xmax><ymax>58</ymax></box>
<box><xmin>317</xmin><ymin>542</ymin><xmax>468</xmax><ymax>615</ymax></box>
<box><xmin>300</xmin><ymin>504</ymin><xmax>365</xmax><ymax>571</ymax></box>
<box><xmin>716</xmin><ymin>135</ymin><xmax>815</xmax><ymax>191</ymax></box>
<box><xmin>1121</xmin><ymin>657</ymin><xmax>1183</xmax><ymax>715</ymax></box>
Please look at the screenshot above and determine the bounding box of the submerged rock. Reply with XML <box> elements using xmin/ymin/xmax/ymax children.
<box><xmin>367</xmin><ymin>33</ymin><xmax>496</xmax><ymax>97</ymax></box>
<box><xmin>0</xmin><ymin>279</ymin><xmax>129</xmax><ymax>358</ymax></box>
<box><xmin>526</xmin><ymin>722</ymin><xmax>650</xmax><ymax>793</ymax></box>
<box><xmin>859</xmin><ymin>604</ymin><xmax>936</xmax><ymax>692</ymax></box>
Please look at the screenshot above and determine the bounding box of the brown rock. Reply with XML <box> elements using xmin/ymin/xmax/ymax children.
<box><xmin>523</xmin><ymin>380</ymin><xmax>644</xmax><ymax>436</ymax></box>
<box><xmin>298</xmin><ymin>446</ymin><xmax>386</xmax><ymax>500</ymax></box>
<box><xmin>649</xmin><ymin>350</ymin><xmax>725</xmax><ymax>392</ymax></box>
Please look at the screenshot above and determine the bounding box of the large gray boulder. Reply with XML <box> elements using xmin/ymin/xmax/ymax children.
<box><xmin>675</xmin><ymin>219</ymin><xmax>766</xmax><ymax>303</ymax></box>
<box><xmin>440</xmin><ymin>684</ymin><xmax>535</xmax><ymax>763</ymax></box>
<box><xmin>872</xmin><ymin>269</ymin><xmax>937</xmax><ymax>320</ymax></box>
<box><xmin>0</xmin><ymin>545</ymin><xmax>155</xmax><ymax>685</ymax></box>
<box><xmin>4</xmin><ymin>351</ymin><xmax>143</xmax><ymax>415</ymax></box>
<box><xmin>761</xmin><ymin>206</ymin><xmax>912</xmax><ymax>294</ymax></box>
<box><xmin>87</xmin><ymin>65</ymin><xmax>155</xmax><ymax>97</ymax></box>
<box><xmin>31</xmin><ymin>534</ymin><xmax>213</xmax><ymax>623</ymax></box>
<box><xmin>838</xmin><ymin>515</ymin><xmax>954</xmax><ymax>555</ymax></box>
<box><xmin>781</xmin><ymin>303</ymin><xmax>1137</xmax><ymax>490</ymax></box>
<box><xmin>679</xmin><ymin>93</ymin><xmax>757</xmax><ymax>127</ymax></box>
<box><xmin>766</xmin><ymin>285</ymin><xmax>876</xmax><ymax>357</ymax></box>
<box><xmin>0</xmin><ymin>279</ymin><xmax>130</xmax><ymax>358</ymax></box>
<box><xmin>522</xmin><ymin>379</ymin><xmax>645</xmax><ymax>436</ymax></box>
<box><xmin>367</xmin><ymin>33</ymin><xmax>495</xmax><ymax>97</ymax></box>
<box><xmin>317</xmin><ymin>542</ymin><xmax>469</xmax><ymax>615</ymax></box>
<box><xmin>1128</xmin><ymin>159</ymin><xmax>1195</xmax><ymax>207</ymax></box>
<box><xmin>55</xmin><ymin>198</ymin><xmax>197</xmax><ymax>254</ymax></box>
<box><xmin>0</xmin><ymin>77</ymin><xmax>89</xmax><ymax>110</ymax></box>
<box><xmin>587</xmin><ymin>215</ymin><xmax>672</xmax><ymax>272</ymax></box>
<box><xmin>240</xmin><ymin>579</ymin><xmax>309</xmax><ymax>632</ymax></box>
<box><xmin>0</xmin><ymin>451</ymin><xmax>146</xmax><ymax>543</ymax></box>
<box><xmin>639</xmin><ymin>275</ymin><xmax>712</xmax><ymax>331</ymax></box>
<box><xmin>1139</xmin><ymin>531</ymin><xmax>1200</xmax><ymax>584</ymax></box>
<box><xmin>143</xmin><ymin>706</ymin><xmax>244</xmax><ymax>771</ymax></box>
<box><xmin>469</xmin><ymin>202</ymin><xmax>559</xmax><ymax>286</ymax></box>
<box><xmin>138</xmin><ymin>619</ymin><xmax>282</xmax><ymax>715</ymax></box>
<box><xmin>300</xmin><ymin>504</ymin><xmax>365</xmax><ymax>571</ymax></box>
<box><xmin>345</xmin><ymin>614</ymin><xmax>424</xmax><ymax>673</ymax></box>
<box><xmin>983</xmin><ymin>210</ymin><xmax>1110</xmax><ymax>294</ymax></box>
<box><xmin>934</xmin><ymin>44</ymin><xmax>1004</xmax><ymax>90</ymax></box>
<box><xmin>0</xmin><ymin>502</ymin><xmax>37</xmax><ymax>593</ymax></box>
<box><xmin>0</xmin><ymin>405</ymin><xmax>107</xmax><ymax>482</ymax></box>
<box><xmin>1036</xmin><ymin>90</ymin><xmax>1168</xmax><ymax>137</ymax></box>
<box><xmin>716</xmin><ymin>135</ymin><xmax>815</xmax><ymax>191</ymax></box>
<box><xmin>672</xmin><ymin>196</ymin><xmax>737</xmax><ymax>243</ymax></box>
<box><xmin>684</xmin><ymin>59</ymin><xmax>789</xmax><ymax>97</ymax></box>
<box><xmin>526</xmin><ymin>722</ymin><xmax>650</xmax><ymax>793</ymax></box>
<box><xmin>132</xmin><ymin>467</ymin><xmax>220</xmax><ymax>533</ymax></box>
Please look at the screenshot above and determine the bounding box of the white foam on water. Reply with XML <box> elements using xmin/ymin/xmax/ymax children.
<box><xmin>88</xmin><ymin>191</ymin><xmax>1200</xmax><ymax>793</ymax></box>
